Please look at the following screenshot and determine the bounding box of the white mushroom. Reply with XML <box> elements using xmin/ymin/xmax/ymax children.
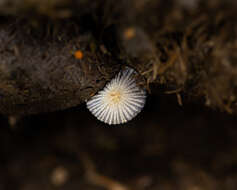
<box><xmin>86</xmin><ymin>67</ymin><xmax>146</xmax><ymax>125</ymax></box>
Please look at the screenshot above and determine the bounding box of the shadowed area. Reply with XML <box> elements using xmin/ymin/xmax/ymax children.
<box><xmin>1</xmin><ymin>94</ymin><xmax>237</xmax><ymax>190</ymax></box>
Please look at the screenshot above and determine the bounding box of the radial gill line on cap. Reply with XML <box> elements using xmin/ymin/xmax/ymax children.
<box><xmin>86</xmin><ymin>67</ymin><xmax>146</xmax><ymax>125</ymax></box>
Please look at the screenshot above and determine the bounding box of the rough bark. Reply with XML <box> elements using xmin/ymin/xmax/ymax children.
<box><xmin>0</xmin><ymin>19</ymin><xmax>120</xmax><ymax>114</ymax></box>
<box><xmin>0</xmin><ymin>0</ymin><xmax>237</xmax><ymax>115</ymax></box>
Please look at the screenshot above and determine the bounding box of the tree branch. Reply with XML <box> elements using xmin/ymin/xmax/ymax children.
<box><xmin>0</xmin><ymin>0</ymin><xmax>237</xmax><ymax>115</ymax></box>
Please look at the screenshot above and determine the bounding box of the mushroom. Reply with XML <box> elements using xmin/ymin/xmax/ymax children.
<box><xmin>86</xmin><ymin>67</ymin><xmax>146</xmax><ymax>125</ymax></box>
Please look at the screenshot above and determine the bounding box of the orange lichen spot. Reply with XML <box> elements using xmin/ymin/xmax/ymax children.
<box><xmin>123</xmin><ymin>27</ymin><xmax>136</xmax><ymax>40</ymax></box>
<box><xmin>74</xmin><ymin>50</ymin><xmax>83</xmax><ymax>59</ymax></box>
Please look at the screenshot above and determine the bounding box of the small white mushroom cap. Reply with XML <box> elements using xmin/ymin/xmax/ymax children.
<box><xmin>86</xmin><ymin>67</ymin><xmax>146</xmax><ymax>125</ymax></box>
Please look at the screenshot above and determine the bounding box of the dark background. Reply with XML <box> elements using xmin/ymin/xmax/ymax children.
<box><xmin>1</xmin><ymin>93</ymin><xmax>237</xmax><ymax>190</ymax></box>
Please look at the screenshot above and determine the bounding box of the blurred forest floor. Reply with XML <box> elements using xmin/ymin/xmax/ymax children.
<box><xmin>1</xmin><ymin>94</ymin><xmax>237</xmax><ymax>190</ymax></box>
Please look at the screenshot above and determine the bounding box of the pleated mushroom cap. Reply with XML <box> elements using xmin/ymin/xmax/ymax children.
<box><xmin>86</xmin><ymin>67</ymin><xmax>146</xmax><ymax>125</ymax></box>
